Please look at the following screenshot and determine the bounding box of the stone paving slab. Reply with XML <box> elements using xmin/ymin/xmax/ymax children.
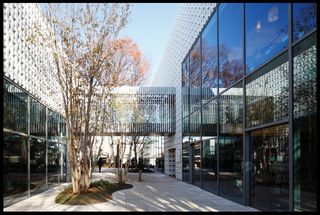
<box><xmin>4</xmin><ymin>168</ymin><xmax>259</xmax><ymax>212</ymax></box>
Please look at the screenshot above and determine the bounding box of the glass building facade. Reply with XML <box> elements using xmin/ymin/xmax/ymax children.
<box><xmin>181</xmin><ymin>3</ymin><xmax>316</xmax><ymax>211</ymax></box>
<box><xmin>3</xmin><ymin>77</ymin><xmax>68</xmax><ymax>207</ymax></box>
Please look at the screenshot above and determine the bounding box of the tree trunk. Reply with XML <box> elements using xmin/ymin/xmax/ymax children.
<box><xmin>122</xmin><ymin>141</ymin><xmax>133</xmax><ymax>184</ymax></box>
<box><xmin>79</xmin><ymin>153</ymin><xmax>91</xmax><ymax>193</ymax></box>
<box><xmin>134</xmin><ymin>142</ymin><xmax>137</xmax><ymax>170</ymax></box>
<box><xmin>71</xmin><ymin>154</ymin><xmax>80</xmax><ymax>194</ymax></box>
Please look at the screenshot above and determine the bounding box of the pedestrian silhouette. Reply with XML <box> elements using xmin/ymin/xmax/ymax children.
<box><xmin>97</xmin><ymin>158</ymin><xmax>103</xmax><ymax>173</ymax></box>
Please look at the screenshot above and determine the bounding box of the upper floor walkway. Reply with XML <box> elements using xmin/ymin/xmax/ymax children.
<box><xmin>102</xmin><ymin>87</ymin><xmax>176</xmax><ymax>136</ymax></box>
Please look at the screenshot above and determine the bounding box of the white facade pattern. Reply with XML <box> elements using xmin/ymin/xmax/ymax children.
<box><xmin>4</xmin><ymin>3</ymin><xmax>63</xmax><ymax>115</ymax></box>
<box><xmin>153</xmin><ymin>3</ymin><xmax>217</xmax><ymax>180</ymax></box>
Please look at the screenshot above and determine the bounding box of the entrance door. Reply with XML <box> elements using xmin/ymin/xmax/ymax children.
<box><xmin>190</xmin><ymin>141</ymin><xmax>201</xmax><ymax>187</ymax></box>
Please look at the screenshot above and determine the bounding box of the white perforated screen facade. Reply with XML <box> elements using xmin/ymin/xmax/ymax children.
<box><xmin>4</xmin><ymin>3</ymin><xmax>63</xmax><ymax>115</ymax></box>
<box><xmin>153</xmin><ymin>3</ymin><xmax>217</xmax><ymax>179</ymax></box>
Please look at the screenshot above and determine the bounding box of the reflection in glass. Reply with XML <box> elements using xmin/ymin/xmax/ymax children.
<box><xmin>220</xmin><ymin>82</ymin><xmax>243</xmax><ymax>134</ymax></box>
<box><xmin>202</xmin><ymin>99</ymin><xmax>217</xmax><ymax>138</ymax></box>
<box><xmin>219</xmin><ymin>81</ymin><xmax>243</xmax><ymax>204</ymax></box>
<box><xmin>182</xmin><ymin>117</ymin><xmax>190</xmax><ymax>183</ymax></box>
<box><xmin>202</xmin><ymin>99</ymin><xmax>218</xmax><ymax>194</ymax></box>
<box><xmin>250</xmin><ymin>124</ymin><xmax>289</xmax><ymax>211</ymax></box>
<box><xmin>293</xmin><ymin>3</ymin><xmax>317</xmax><ymax>42</ymax></box>
<box><xmin>3</xmin><ymin>132</ymin><xmax>28</xmax><ymax>207</ymax></box>
<box><xmin>190</xmin><ymin>110</ymin><xmax>201</xmax><ymax>142</ymax></box>
<box><xmin>48</xmin><ymin>109</ymin><xmax>60</xmax><ymax>141</ymax></box>
<box><xmin>190</xmin><ymin>38</ymin><xmax>201</xmax><ymax>113</ymax></box>
<box><xmin>202</xmin><ymin>13</ymin><xmax>218</xmax><ymax>103</ymax></box>
<box><xmin>59</xmin><ymin>114</ymin><xmax>67</xmax><ymax>139</ymax></box>
<box><xmin>30</xmin><ymin>138</ymin><xmax>46</xmax><ymax>195</ymax></box>
<box><xmin>246</xmin><ymin>3</ymin><xmax>288</xmax><ymax>73</ymax></box>
<box><xmin>182</xmin><ymin>138</ymin><xmax>190</xmax><ymax>183</ymax></box>
<box><xmin>182</xmin><ymin>56</ymin><xmax>190</xmax><ymax>118</ymax></box>
<box><xmin>193</xmin><ymin>141</ymin><xmax>201</xmax><ymax>187</ymax></box>
<box><xmin>246</xmin><ymin>52</ymin><xmax>288</xmax><ymax>128</ymax></box>
<box><xmin>202</xmin><ymin>138</ymin><xmax>218</xmax><ymax>194</ymax></box>
<box><xmin>59</xmin><ymin>144</ymin><xmax>67</xmax><ymax>182</ymax></box>
<box><xmin>293</xmin><ymin>33</ymin><xmax>317</xmax><ymax>211</ymax></box>
<box><xmin>48</xmin><ymin>142</ymin><xmax>60</xmax><ymax>185</ymax></box>
<box><xmin>30</xmin><ymin>98</ymin><xmax>46</xmax><ymax>137</ymax></box>
<box><xmin>219</xmin><ymin>3</ymin><xmax>243</xmax><ymax>90</ymax></box>
<box><xmin>3</xmin><ymin>79</ymin><xmax>28</xmax><ymax>133</ymax></box>
<box><xmin>3</xmin><ymin>77</ymin><xmax>68</xmax><ymax>206</ymax></box>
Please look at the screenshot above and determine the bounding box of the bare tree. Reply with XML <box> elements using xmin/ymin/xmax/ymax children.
<box><xmin>93</xmin><ymin>38</ymin><xmax>149</xmax><ymax>184</ymax></box>
<box><xmin>28</xmin><ymin>3</ymin><xmax>134</xmax><ymax>193</ymax></box>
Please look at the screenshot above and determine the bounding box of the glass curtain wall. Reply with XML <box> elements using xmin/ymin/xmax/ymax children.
<box><xmin>182</xmin><ymin>55</ymin><xmax>190</xmax><ymax>118</ymax></box>
<box><xmin>201</xmin><ymin>99</ymin><xmax>218</xmax><ymax>194</ymax></box>
<box><xmin>292</xmin><ymin>3</ymin><xmax>316</xmax><ymax>42</ymax></box>
<box><xmin>246</xmin><ymin>52</ymin><xmax>289</xmax><ymax>128</ymax></box>
<box><xmin>202</xmin><ymin>13</ymin><xmax>218</xmax><ymax>103</ymax></box>
<box><xmin>190</xmin><ymin>38</ymin><xmax>202</xmax><ymax>113</ymax></box>
<box><xmin>182</xmin><ymin>117</ymin><xmax>190</xmax><ymax>182</ymax></box>
<box><xmin>181</xmin><ymin>2</ymin><xmax>316</xmax><ymax>211</ymax></box>
<box><xmin>190</xmin><ymin>110</ymin><xmax>201</xmax><ymax>187</ymax></box>
<box><xmin>30</xmin><ymin>138</ymin><xmax>46</xmax><ymax>195</ymax></box>
<box><xmin>245</xmin><ymin>3</ymin><xmax>288</xmax><ymax>74</ymax></box>
<box><xmin>218</xmin><ymin>3</ymin><xmax>243</xmax><ymax>91</ymax></box>
<box><xmin>3</xmin><ymin>78</ymin><xmax>28</xmax><ymax>133</ymax></box>
<box><xmin>293</xmin><ymin>32</ymin><xmax>317</xmax><ymax>211</ymax></box>
<box><xmin>219</xmin><ymin>81</ymin><xmax>243</xmax><ymax>204</ymax></box>
<box><xmin>3</xmin><ymin>77</ymin><xmax>67</xmax><ymax>207</ymax></box>
<box><xmin>3</xmin><ymin>132</ymin><xmax>28</xmax><ymax>207</ymax></box>
<box><xmin>250</xmin><ymin>124</ymin><xmax>289</xmax><ymax>211</ymax></box>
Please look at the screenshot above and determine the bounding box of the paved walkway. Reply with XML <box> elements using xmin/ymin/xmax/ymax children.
<box><xmin>4</xmin><ymin>168</ymin><xmax>258</xmax><ymax>212</ymax></box>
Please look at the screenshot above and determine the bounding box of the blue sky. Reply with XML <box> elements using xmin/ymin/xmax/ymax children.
<box><xmin>120</xmin><ymin>3</ymin><xmax>181</xmax><ymax>85</ymax></box>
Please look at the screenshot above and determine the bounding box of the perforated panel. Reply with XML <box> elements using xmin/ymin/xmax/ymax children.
<box><xmin>4</xmin><ymin>3</ymin><xmax>63</xmax><ymax>115</ymax></box>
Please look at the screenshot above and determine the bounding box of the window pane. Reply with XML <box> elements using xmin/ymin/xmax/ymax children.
<box><xmin>250</xmin><ymin>124</ymin><xmax>289</xmax><ymax>211</ymax></box>
<box><xmin>193</xmin><ymin>141</ymin><xmax>201</xmax><ymax>187</ymax></box>
<box><xmin>202</xmin><ymin>138</ymin><xmax>218</xmax><ymax>194</ymax></box>
<box><xmin>182</xmin><ymin>55</ymin><xmax>190</xmax><ymax>118</ymax></box>
<box><xmin>30</xmin><ymin>138</ymin><xmax>46</xmax><ymax>195</ymax></box>
<box><xmin>182</xmin><ymin>137</ymin><xmax>190</xmax><ymax>183</ymax></box>
<box><xmin>246</xmin><ymin>52</ymin><xmax>288</xmax><ymax>128</ymax></box>
<box><xmin>182</xmin><ymin>55</ymin><xmax>189</xmax><ymax>87</ymax></box>
<box><xmin>246</xmin><ymin>3</ymin><xmax>288</xmax><ymax>73</ymax></box>
<box><xmin>48</xmin><ymin>141</ymin><xmax>60</xmax><ymax>185</ymax></box>
<box><xmin>48</xmin><ymin>109</ymin><xmax>59</xmax><ymax>141</ymax></box>
<box><xmin>202</xmin><ymin>99</ymin><xmax>217</xmax><ymax>138</ymax></box>
<box><xmin>293</xmin><ymin>33</ymin><xmax>317</xmax><ymax>211</ymax></box>
<box><xmin>3</xmin><ymin>132</ymin><xmax>28</xmax><ymax>207</ymax></box>
<box><xmin>182</xmin><ymin>116</ymin><xmax>190</xmax><ymax>182</ymax></box>
<box><xmin>219</xmin><ymin>81</ymin><xmax>243</xmax><ymax>204</ymax></box>
<box><xmin>59</xmin><ymin>115</ymin><xmax>67</xmax><ymax>139</ymax></box>
<box><xmin>3</xmin><ymin>79</ymin><xmax>28</xmax><ymax>133</ymax></box>
<box><xmin>202</xmin><ymin>13</ymin><xmax>218</xmax><ymax>103</ymax></box>
<box><xmin>293</xmin><ymin>3</ymin><xmax>317</xmax><ymax>42</ymax></box>
<box><xmin>189</xmin><ymin>110</ymin><xmax>201</xmax><ymax>187</ymax></box>
<box><xmin>202</xmin><ymin>99</ymin><xmax>218</xmax><ymax>194</ymax></box>
<box><xmin>30</xmin><ymin>98</ymin><xmax>46</xmax><ymax>138</ymax></box>
<box><xmin>190</xmin><ymin>39</ymin><xmax>201</xmax><ymax>113</ymax></box>
<box><xmin>59</xmin><ymin>144</ymin><xmax>68</xmax><ymax>182</ymax></box>
<box><xmin>190</xmin><ymin>110</ymin><xmax>201</xmax><ymax>142</ymax></box>
<box><xmin>219</xmin><ymin>3</ymin><xmax>243</xmax><ymax>90</ymax></box>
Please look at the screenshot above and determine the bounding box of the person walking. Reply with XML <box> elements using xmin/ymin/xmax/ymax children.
<box><xmin>138</xmin><ymin>157</ymin><xmax>144</xmax><ymax>181</ymax></box>
<box><xmin>97</xmin><ymin>157</ymin><xmax>103</xmax><ymax>173</ymax></box>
